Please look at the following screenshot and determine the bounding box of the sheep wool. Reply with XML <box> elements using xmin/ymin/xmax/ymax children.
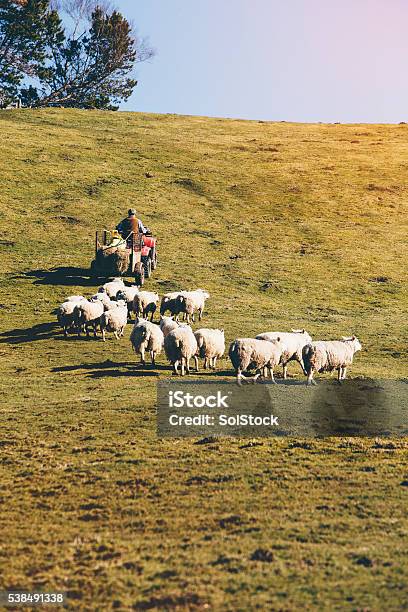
<box><xmin>194</xmin><ymin>328</ymin><xmax>225</xmax><ymax>370</ymax></box>
<box><xmin>164</xmin><ymin>326</ymin><xmax>198</xmax><ymax>376</ymax></box>
<box><xmin>302</xmin><ymin>336</ymin><xmax>362</xmax><ymax>385</ymax></box>
<box><xmin>130</xmin><ymin>318</ymin><xmax>164</xmax><ymax>365</ymax></box>
<box><xmin>100</xmin><ymin>303</ymin><xmax>128</xmax><ymax>341</ymax></box>
<box><xmin>229</xmin><ymin>337</ymin><xmax>284</xmax><ymax>384</ymax></box>
<box><xmin>133</xmin><ymin>291</ymin><xmax>159</xmax><ymax>321</ymax></box>
<box><xmin>256</xmin><ymin>329</ymin><xmax>312</xmax><ymax>379</ymax></box>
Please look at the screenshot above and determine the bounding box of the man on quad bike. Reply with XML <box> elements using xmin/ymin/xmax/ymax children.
<box><xmin>116</xmin><ymin>209</ymin><xmax>150</xmax><ymax>246</ymax></box>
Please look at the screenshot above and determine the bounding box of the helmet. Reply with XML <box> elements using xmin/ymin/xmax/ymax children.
<box><xmin>128</xmin><ymin>208</ymin><xmax>137</xmax><ymax>216</ymax></box>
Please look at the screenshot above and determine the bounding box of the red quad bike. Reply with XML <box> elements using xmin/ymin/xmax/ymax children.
<box><xmin>91</xmin><ymin>229</ymin><xmax>158</xmax><ymax>286</ymax></box>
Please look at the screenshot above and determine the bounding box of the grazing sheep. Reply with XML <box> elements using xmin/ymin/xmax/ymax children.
<box><xmin>116</xmin><ymin>286</ymin><xmax>139</xmax><ymax>319</ymax></box>
<box><xmin>159</xmin><ymin>315</ymin><xmax>180</xmax><ymax>337</ymax></box>
<box><xmin>229</xmin><ymin>337</ymin><xmax>284</xmax><ymax>384</ymax></box>
<box><xmin>176</xmin><ymin>289</ymin><xmax>210</xmax><ymax>324</ymax></box>
<box><xmin>100</xmin><ymin>302</ymin><xmax>128</xmax><ymax>341</ymax></box>
<box><xmin>74</xmin><ymin>300</ymin><xmax>104</xmax><ymax>338</ymax></box>
<box><xmin>129</xmin><ymin>318</ymin><xmax>164</xmax><ymax>365</ymax></box>
<box><xmin>302</xmin><ymin>336</ymin><xmax>362</xmax><ymax>385</ymax></box>
<box><xmin>160</xmin><ymin>292</ymin><xmax>186</xmax><ymax>320</ymax></box>
<box><xmin>194</xmin><ymin>328</ymin><xmax>225</xmax><ymax>370</ymax></box>
<box><xmin>133</xmin><ymin>291</ymin><xmax>159</xmax><ymax>321</ymax></box>
<box><xmin>164</xmin><ymin>326</ymin><xmax>198</xmax><ymax>376</ymax></box>
<box><xmin>256</xmin><ymin>329</ymin><xmax>312</xmax><ymax>379</ymax></box>
<box><xmin>98</xmin><ymin>277</ymin><xmax>125</xmax><ymax>299</ymax></box>
<box><xmin>57</xmin><ymin>296</ymin><xmax>86</xmax><ymax>337</ymax></box>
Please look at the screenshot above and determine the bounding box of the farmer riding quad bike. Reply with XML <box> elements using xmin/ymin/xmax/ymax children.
<box><xmin>91</xmin><ymin>229</ymin><xmax>157</xmax><ymax>285</ymax></box>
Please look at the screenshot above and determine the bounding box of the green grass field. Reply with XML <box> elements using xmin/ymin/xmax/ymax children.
<box><xmin>0</xmin><ymin>109</ymin><xmax>407</xmax><ymax>610</ymax></box>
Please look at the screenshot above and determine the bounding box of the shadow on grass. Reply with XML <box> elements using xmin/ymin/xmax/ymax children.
<box><xmin>18</xmin><ymin>266</ymin><xmax>100</xmax><ymax>287</ymax></box>
<box><xmin>0</xmin><ymin>322</ymin><xmax>59</xmax><ymax>344</ymax></box>
<box><xmin>89</xmin><ymin>368</ymin><xmax>159</xmax><ymax>379</ymax></box>
<box><xmin>51</xmin><ymin>362</ymin><xmax>236</xmax><ymax>379</ymax></box>
<box><xmin>52</xmin><ymin>360</ymin><xmax>168</xmax><ymax>378</ymax></box>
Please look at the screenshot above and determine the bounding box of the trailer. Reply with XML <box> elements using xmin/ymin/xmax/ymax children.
<box><xmin>90</xmin><ymin>229</ymin><xmax>158</xmax><ymax>285</ymax></box>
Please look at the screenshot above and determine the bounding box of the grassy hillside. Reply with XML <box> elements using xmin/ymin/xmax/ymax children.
<box><xmin>0</xmin><ymin>109</ymin><xmax>407</xmax><ymax>610</ymax></box>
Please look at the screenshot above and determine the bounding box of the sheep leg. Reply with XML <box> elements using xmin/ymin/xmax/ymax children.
<box><xmin>93</xmin><ymin>323</ymin><xmax>98</xmax><ymax>338</ymax></box>
<box><xmin>150</xmin><ymin>311</ymin><xmax>154</xmax><ymax>322</ymax></box>
<box><xmin>306</xmin><ymin>371</ymin><xmax>316</xmax><ymax>386</ymax></box>
<box><xmin>192</xmin><ymin>313</ymin><xmax>195</xmax><ymax>322</ymax></box>
<box><xmin>194</xmin><ymin>355</ymin><xmax>199</xmax><ymax>371</ymax></box>
<box><xmin>282</xmin><ymin>363</ymin><xmax>288</xmax><ymax>380</ymax></box>
<box><xmin>102</xmin><ymin>328</ymin><xmax>106</xmax><ymax>342</ymax></box>
<box><xmin>150</xmin><ymin>350</ymin><xmax>156</xmax><ymax>365</ymax></box>
<box><xmin>269</xmin><ymin>367</ymin><xmax>276</xmax><ymax>384</ymax></box>
<box><xmin>237</xmin><ymin>370</ymin><xmax>256</xmax><ymax>384</ymax></box>
<box><xmin>114</xmin><ymin>331</ymin><xmax>119</xmax><ymax>340</ymax></box>
<box><xmin>203</xmin><ymin>357</ymin><xmax>208</xmax><ymax>369</ymax></box>
<box><xmin>198</xmin><ymin>308</ymin><xmax>202</xmax><ymax>321</ymax></box>
<box><xmin>212</xmin><ymin>356</ymin><xmax>217</xmax><ymax>370</ymax></box>
<box><xmin>186</xmin><ymin>357</ymin><xmax>193</xmax><ymax>374</ymax></box>
<box><xmin>181</xmin><ymin>359</ymin><xmax>185</xmax><ymax>376</ymax></box>
<box><xmin>299</xmin><ymin>357</ymin><xmax>307</xmax><ymax>376</ymax></box>
<box><xmin>173</xmin><ymin>360</ymin><xmax>179</xmax><ymax>375</ymax></box>
<box><xmin>337</xmin><ymin>367</ymin><xmax>342</xmax><ymax>383</ymax></box>
<box><xmin>341</xmin><ymin>366</ymin><xmax>347</xmax><ymax>380</ymax></box>
<box><xmin>140</xmin><ymin>346</ymin><xmax>146</xmax><ymax>366</ymax></box>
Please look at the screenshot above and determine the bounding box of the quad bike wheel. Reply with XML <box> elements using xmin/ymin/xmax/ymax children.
<box><xmin>143</xmin><ymin>257</ymin><xmax>152</xmax><ymax>278</ymax></box>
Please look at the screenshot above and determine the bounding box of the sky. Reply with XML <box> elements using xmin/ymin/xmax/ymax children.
<box><xmin>116</xmin><ymin>0</ymin><xmax>408</xmax><ymax>123</ymax></box>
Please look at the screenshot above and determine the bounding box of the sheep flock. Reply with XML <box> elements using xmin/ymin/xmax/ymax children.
<box><xmin>56</xmin><ymin>277</ymin><xmax>362</xmax><ymax>385</ymax></box>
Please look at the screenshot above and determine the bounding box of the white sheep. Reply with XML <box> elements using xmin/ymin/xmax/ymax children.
<box><xmin>116</xmin><ymin>286</ymin><xmax>139</xmax><ymax>319</ymax></box>
<box><xmin>74</xmin><ymin>299</ymin><xmax>104</xmax><ymax>338</ymax></box>
<box><xmin>176</xmin><ymin>289</ymin><xmax>209</xmax><ymax>324</ymax></box>
<box><xmin>194</xmin><ymin>328</ymin><xmax>225</xmax><ymax>370</ymax></box>
<box><xmin>98</xmin><ymin>277</ymin><xmax>125</xmax><ymax>298</ymax></box>
<box><xmin>159</xmin><ymin>315</ymin><xmax>180</xmax><ymax>337</ymax></box>
<box><xmin>133</xmin><ymin>291</ymin><xmax>159</xmax><ymax>321</ymax></box>
<box><xmin>302</xmin><ymin>336</ymin><xmax>362</xmax><ymax>385</ymax></box>
<box><xmin>164</xmin><ymin>326</ymin><xmax>198</xmax><ymax>376</ymax></box>
<box><xmin>229</xmin><ymin>337</ymin><xmax>284</xmax><ymax>384</ymax></box>
<box><xmin>56</xmin><ymin>296</ymin><xmax>86</xmax><ymax>336</ymax></box>
<box><xmin>129</xmin><ymin>318</ymin><xmax>164</xmax><ymax>365</ymax></box>
<box><xmin>256</xmin><ymin>329</ymin><xmax>312</xmax><ymax>379</ymax></box>
<box><xmin>100</xmin><ymin>302</ymin><xmax>128</xmax><ymax>341</ymax></box>
<box><xmin>89</xmin><ymin>292</ymin><xmax>114</xmax><ymax>310</ymax></box>
<box><xmin>106</xmin><ymin>299</ymin><xmax>127</xmax><ymax>310</ymax></box>
<box><xmin>160</xmin><ymin>292</ymin><xmax>186</xmax><ymax>319</ymax></box>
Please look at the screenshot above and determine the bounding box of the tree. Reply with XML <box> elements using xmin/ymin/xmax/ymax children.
<box><xmin>0</xmin><ymin>0</ymin><xmax>63</xmax><ymax>106</ymax></box>
<box><xmin>1</xmin><ymin>0</ymin><xmax>154</xmax><ymax>109</ymax></box>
